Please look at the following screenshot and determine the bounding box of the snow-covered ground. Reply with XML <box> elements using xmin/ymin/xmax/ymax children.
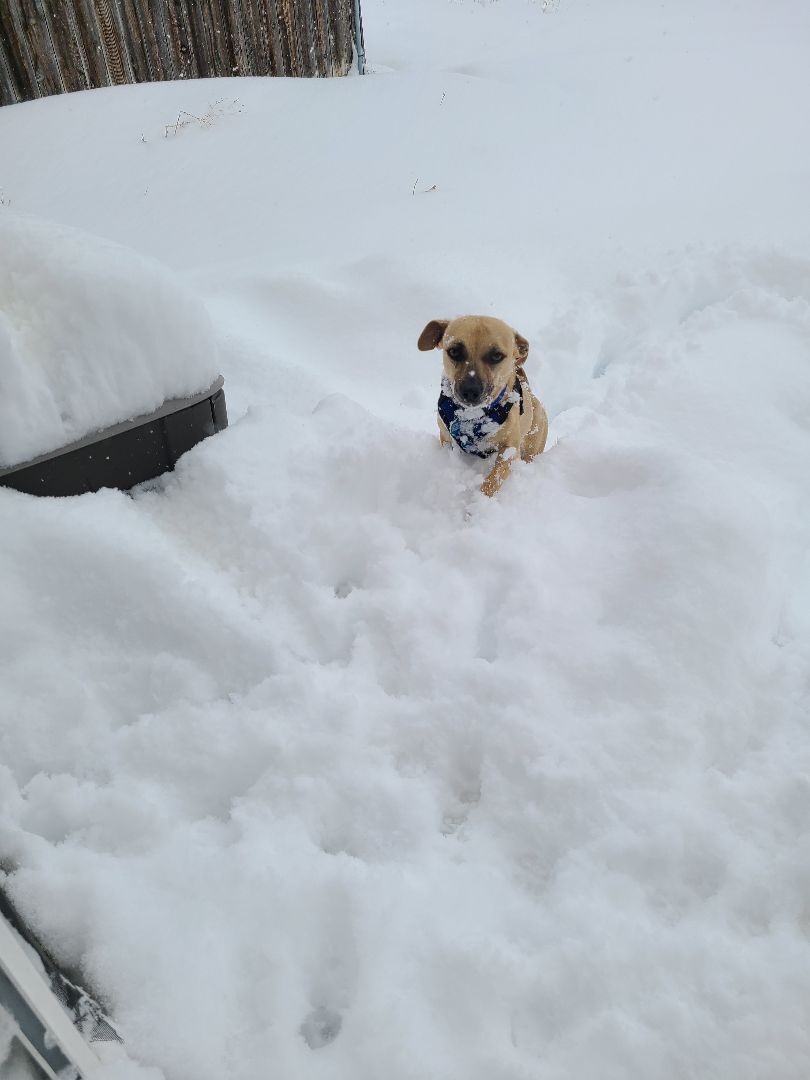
<box><xmin>2</xmin><ymin>1</ymin><xmax>810</xmax><ymax>1078</ymax></box>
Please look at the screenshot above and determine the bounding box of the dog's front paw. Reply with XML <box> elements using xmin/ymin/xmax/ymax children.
<box><xmin>480</xmin><ymin>448</ymin><xmax>517</xmax><ymax>497</ymax></box>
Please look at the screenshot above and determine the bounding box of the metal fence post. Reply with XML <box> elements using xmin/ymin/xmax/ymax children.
<box><xmin>353</xmin><ymin>0</ymin><xmax>365</xmax><ymax>74</ymax></box>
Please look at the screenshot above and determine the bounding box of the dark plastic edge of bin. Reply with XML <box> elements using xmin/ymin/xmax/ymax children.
<box><xmin>0</xmin><ymin>375</ymin><xmax>227</xmax><ymax>497</ymax></box>
<box><xmin>0</xmin><ymin>376</ymin><xmax>224</xmax><ymax>477</ymax></box>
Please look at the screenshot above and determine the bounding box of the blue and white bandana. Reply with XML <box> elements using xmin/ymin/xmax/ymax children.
<box><xmin>438</xmin><ymin>377</ymin><xmax>524</xmax><ymax>458</ymax></box>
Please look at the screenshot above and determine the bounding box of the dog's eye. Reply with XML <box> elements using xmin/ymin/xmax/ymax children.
<box><xmin>485</xmin><ymin>350</ymin><xmax>505</xmax><ymax>366</ymax></box>
<box><xmin>447</xmin><ymin>344</ymin><xmax>465</xmax><ymax>362</ymax></box>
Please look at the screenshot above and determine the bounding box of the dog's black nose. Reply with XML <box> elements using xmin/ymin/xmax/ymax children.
<box><xmin>458</xmin><ymin>375</ymin><xmax>484</xmax><ymax>405</ymax></box>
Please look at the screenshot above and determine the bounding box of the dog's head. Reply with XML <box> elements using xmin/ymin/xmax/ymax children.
<box><xmin>418</xmin><ymin>315</ymin><xmax>529</xmax><ymax>407</ymax></box>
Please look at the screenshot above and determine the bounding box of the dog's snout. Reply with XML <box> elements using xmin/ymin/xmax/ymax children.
<box><xmin>458</xmin><ymin>373</ymin><xmax>484</xmax><ymax>405</ymax></box>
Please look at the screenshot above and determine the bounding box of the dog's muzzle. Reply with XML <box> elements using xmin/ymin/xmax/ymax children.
<box><xmin>457</xmin><ymin>373</ymin><xmax>485</xmax><ymax>406</ymax></box>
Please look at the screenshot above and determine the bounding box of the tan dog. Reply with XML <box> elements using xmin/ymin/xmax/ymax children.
<box><xmin>418</xmin><ymin>315</ymin><xmax>548</xmax><ymax>496</ymax></box>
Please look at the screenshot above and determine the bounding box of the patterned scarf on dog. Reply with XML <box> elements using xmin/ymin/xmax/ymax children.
<box><xmin>438</xmin><ymin>377</ymin><xmax>524</xmax><ymax>458</ymax></box>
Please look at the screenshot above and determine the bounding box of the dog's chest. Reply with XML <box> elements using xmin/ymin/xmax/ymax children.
<box><xmin>438</xmin><ymin>378</ymin><xmax>524</xmax><ymax>458</ymax></box>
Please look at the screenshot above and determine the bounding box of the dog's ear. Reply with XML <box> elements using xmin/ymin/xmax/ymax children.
<box><xmin>418</xmin><ymin>319</ymin><xmax>449</xmax><ymax>351</ymax></box>
<box><xmin>514</xmin><ymin>331</ymin><xmax>530</xmax><ymax>362</ymax></box>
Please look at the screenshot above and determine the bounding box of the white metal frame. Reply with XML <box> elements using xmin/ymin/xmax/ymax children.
<box><xmin>0</xmin><ymin>912</ymin><xmax>101</xmax><ymax>1079</ymax></box>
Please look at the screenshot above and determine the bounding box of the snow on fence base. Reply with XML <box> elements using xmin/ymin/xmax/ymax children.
<box><xmin>0</xmin><ymin>376</ymin><xmax>227</xmax><ymax>497</ymax></box>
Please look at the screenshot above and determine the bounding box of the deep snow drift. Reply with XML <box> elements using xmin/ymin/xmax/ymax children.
<box><xmin>1</xmin><ymin>2</ymin><xmax>810</xmax><ymax>1079</ymax></box>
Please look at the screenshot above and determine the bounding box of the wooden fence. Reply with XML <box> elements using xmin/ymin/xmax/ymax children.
<box><xmin>0</xmin><ymin>0</ymin><xmax>361</xmax><ymax>106</ymax></box>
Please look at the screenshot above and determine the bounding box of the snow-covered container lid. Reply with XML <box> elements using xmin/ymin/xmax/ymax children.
<box><xmin>0</xmin><ymin>213</ymin><xmax>219</xmax><ymax>470</ymax></box>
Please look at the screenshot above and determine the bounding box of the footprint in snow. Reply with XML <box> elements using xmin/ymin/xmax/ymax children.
<box><xmin>300</xmin><ymin>1005</ymin><xmax>342</xmax><ymax>1049</ymax></box>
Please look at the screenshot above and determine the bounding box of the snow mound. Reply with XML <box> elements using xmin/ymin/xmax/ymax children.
<box><xmin>0</xmin><ymin>214</ymin><xmax>219</xmax><ymax>469</ymax></box>
<box><xmin>3</xmin><ymin>245</ymin><xmax>810</xmax><ymax>1080</ymax></box>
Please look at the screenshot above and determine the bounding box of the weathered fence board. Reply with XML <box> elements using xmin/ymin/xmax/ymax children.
<box><xmin>0</xmin><ymin>0</ymin><xmax>359</xmax><ymax>105</ymax></box>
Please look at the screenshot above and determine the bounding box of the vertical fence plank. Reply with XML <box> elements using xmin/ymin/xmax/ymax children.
<box><xmin>0</xmin><ymin>30</ymin><xmax>21</xmax><ymax>103</ymax></box>
<box><xmin>184</xmin><ymin>0</ymin><xmax>215</xmax><ymax>76</ymax></box>
<box><xmin>95</xmin><ymin>0</ymin><xmax>131</xmax><ymax>84</ymax></box>
<box><xmin>295</xmin><ymin>0</ymin><xmax>316</xmax><ymax>77</ymax></box>
<box><xmin>149</xmin><ymin>0</ymin><xmax>177</xmax><ymax>83</ymax></box>
<box><xmin>213</xmin><ymin>0</ymin><xmax>239</xmax><ymax>76</ymax></box>
<box><xmin>163</xmin><ymin>0</ymin><xmax>201</xmax><ymax>80</ymax></box>
<box><xmin>115</xmin><ymin>0</ymin><xmax>159</xmax><ymax>83</ymax></box>
<box><xmin>71</xmin><ymin>0</ymin><xmax>112</xmax><ymax>88</ymax></box>
<box><xmin>0</xmin><ymin>0</ymin><xmax>359</xmax><ymax>106</ymax></box>
<box><xmin>54</xmin><ymin>1</ymin><xmax>93</xmax><ymax>92</ymax></box>
<box><xmin>0</xmin><ymin>4</ymin><xmax>31</xmax><ymax>102</ymax></box>
<box><xmin>242</xmin><ymin>0</ymin><xmax>274</xmax><ymax>75</ymax></box>
<box><xmin>329</xmin><ymin>0</ymin><xmax>353</xmax><ymax>77</ymax></box>
<box><xmin>267</xmin><ymin>0</ymin><xmax>290</xmax><ymax>75</ymax></box>
<box><xmin>281</xmin><ymin>0</ymin><xmax>304</xmax><ymax>77</ymax></box>
<box><xmin>30</xmin><ymin>0</ymin><xmax>66</xmax><ymax>94</ymax></box>
<box><xmin>225</xmin><ymin>0</ymin><xmax>253</xmax><ymax>77</ymax></box>
<box><xmin>315</xmin><ymin>0</ymin><xmax>333</xmax><ymax>77</ymax></box>
<box><xmin>7</xmin><ymin>0</ymin><xmax>63</xmax><ymax>97</ymax></box>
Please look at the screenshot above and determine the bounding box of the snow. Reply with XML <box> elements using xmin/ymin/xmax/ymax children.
<box><xmin>1</xmin><ymin>2</ymin><xmax>810</xmax><ymax>1079</ymax></box>
<box><xmin>0</xmin><ymin>215</ymin><xmax>219</xmax><ymax>468</ymax></box>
